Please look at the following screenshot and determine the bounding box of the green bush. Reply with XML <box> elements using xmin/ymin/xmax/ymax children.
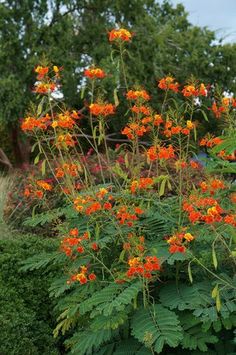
<box><xmin>0</xmin><ymin>232</ymin><xmax>62</xmax><ymax>355</ymax></box>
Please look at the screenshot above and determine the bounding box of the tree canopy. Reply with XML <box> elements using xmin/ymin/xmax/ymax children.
<box><xmin>0</xmin><ymin>0</ymin><xmax>236</xmax><ymax>165</ymax></box>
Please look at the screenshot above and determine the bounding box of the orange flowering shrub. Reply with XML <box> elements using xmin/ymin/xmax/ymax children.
<box><xmin>20</xmin><ymin>28</ymin><xmax>236</xmax><ymax>354</ymax></box>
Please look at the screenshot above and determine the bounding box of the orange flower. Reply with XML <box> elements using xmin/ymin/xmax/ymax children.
<box><xmin>34</xmin><ymin>82</ymin><xmax>56</xmax><ymax>94</ymax></box>
<box><xmin>91</xmin><ymin>243</ymin><xmax>99</xmax><ymax>251</ymax></box>
<box><xmin>153</xmin><ymin>114</ymin><xmax>163</xmax><ymax>126</ymax></box>
<box><xmin>35</xmin><ymin>65</ymin><xmax>49</xmax><ymax>80</ymax></box>
<box><xmin>182</xmin><ymin>85</ymin><xmax>198</xmax><ymax>97</ymax></box>
<box><xmin>84</xmin><ymin>67</ymin><xmax>106</xmax><ymax>79</ymax></box>
<box><xmin>210</xmin><ymin>102</ymin><xmax>226</xmax><ymax>118</ymax></box>
<box><xmin>70</xmin><ymin>228</ymin><xmax>79</xmax><ymax>237</ymax></box>
<box><xmin>35</xmin><ymin>190</ymin><xmax>44</xmax><ymax>199</ymax></box>
<box><xmin>36</xmin><ymin>180</ymin><xmax>52</xmax><ymax>191</ymax></box>
<box><xmin>23</xmin><ymin>188</ymin><xmax>31</xmax><ymax>197</ymax></box>
<box><xmin>186</xmin><ymin>120</ymin><xmax>195</xmax><ymax>130</ymax></box>
<box><xmin>57</xmin><ymin>133</ymin><xmax>76</xmax><ymax>147</ymax></box>
<box><xmin>88</xmin><ymin>273</ymin><xmax>96</xmax><ymax>281</ymax></box>
<box><xmin>147</xmin><ymin>145</ymin><xmax>175</xmax><ymax>161</ymax></box>
<box><xmin>198</xmin><ymin>83</ymin><xmax>207</xmax><ymax>96</ymax></box>
<box><xmin>85</xmin><ymin>202</ymin><xmax>102</xmax><ymax>215</ymax></box>
<box><xmin>190</xmin><ymin>160</ymin><xmax>201</xmax><ymax>169</ymax></box>
<box><xmin>103</xmin><ymin>202</ymin><xmax>112</xmax><ymax>210</ymax></box>
<box><xmin>181</xmin><ymin>128</ymin><xmax>190</xmax><ymax>135</ymax></box>
<box><xmin>188</xmin><ymin>211</ymin><xmax>202</xmax><ymax>223</ymax></box>
<box><xmin>131</xmin><ymin>105</ymin><xmax>150</xmax><ymax>115</ymax></box>
<box><xmin>170</xmin><ymin>126</ymin><xmax>182</xmax><ymax>135</ymax></box>
<box><xmin>167</xmin><ymin>229</ymin><xmax>194</xmax><ymax>253</ymax></box>
<box><xmin>21</xmin><ymin>114</ymin><xmax>51</xmax><ymax>131</ymax></box>
<box><xmin>126</xmin><ymin>90</ymin><xmax>150</xmax><ymax>101</ymax></box>
<box><xmin>109</xmin><ymin>28</ymin><xmax>132</xmax><ymax>42</ymax></box>
<box><xmin>158</xmin><ymin>76</ymin><xmax>179</xmax><ymax>92</ymax></box>
<box><xmin>121</xmin><ymin>123</ymin><xmax>147</xmax><ymax>139</ymax></box>
<box><xmin>89</xmin><ymin>103</ymin><xmax>115</xmax><ymax>116</ymax></box>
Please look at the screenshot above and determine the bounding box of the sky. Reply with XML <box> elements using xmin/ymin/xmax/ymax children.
<box><xmin>169</xmin><ymin>0</ymin><xmax>236</xmax><ymax>43</ymax></box>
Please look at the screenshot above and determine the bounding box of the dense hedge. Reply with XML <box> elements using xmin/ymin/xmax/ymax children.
<box><xmin>0</xmin><ymin>231</ymin><xmax>61</xmax><ymax>355</ymax></box>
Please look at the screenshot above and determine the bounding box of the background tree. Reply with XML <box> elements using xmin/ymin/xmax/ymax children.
<box><xmin>0</xmin><ymin>0</ymin><xmax>235</xmax><ymax>166</ymax></box>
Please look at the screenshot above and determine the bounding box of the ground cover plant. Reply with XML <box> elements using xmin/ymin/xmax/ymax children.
<box><xmin>20</xmin><ymin>28</ymin><xmax>236</xmax><ymax>354</ymax></box>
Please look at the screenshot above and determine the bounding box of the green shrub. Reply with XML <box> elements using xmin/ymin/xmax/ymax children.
<box><xmin>0</xmin><ymin>232</ymin><xmax>62</xmax><ymax>355</ymax></box>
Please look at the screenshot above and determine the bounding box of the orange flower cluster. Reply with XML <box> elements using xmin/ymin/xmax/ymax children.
<box><xmin>109</xmin><ymin>28</ymin><xmax>132</xmax><ymax>42</ymax></box>
<box><xmin>199</xmin><ymin>179</ymin><xmax>225</xmax><ymax>194</ymax></box>
<box><xmin>121</xmin><ymin>122</ymin><xmax>148</xmax><ymax>139</ymax></box>
<box><xmin>158</xmin><ymin>76</ymin><xmax>179</xmax><ymax>93</ymax></box>
<box><xmin>35</xmin><ymin>65</ymin><xmax>49</xmax><ymax>80</ymax></box>
<box><xmin>221</xmin><ymin>97</ymin><xmax>236</xmax><ymax>107</ymax></box>
<box><xmin>116</xmin><ymin>206</ymin><xmax>144</xmax><ymax>227</ymax></box>
<box><xmin>55</xmin><ymin>163</ymin><xmax>79</xmax><ymax>178</ymax></box>
<box><xmin>210</xmin><ymin>102</ymin><xmax>226</xmax><ymax>118</ymax></box>
<box><xmin>84</xmin><ymin>67</ymin><xmax>106</xmax><ymax>79</ymax></box>
<box><xmin>33</xmin><ymin>64</ymin><xmax>62</xmax><ymax>94</ymax></box>
<box><xmin>130</xmin><ymin>177</ymin><xmax>154</xmax><ymax>193</ymax></box>
<box><xmin>199</xmin><ymin>136</ymin><xmax>223</xmax><ymax>148</ymax></box>
<box><xmin>56</xmin><ymin>133</ymin><xmax>76</xmax><ymax>148</ymax></box>
<box><xmin>189</xmin><ymin>160</ymin><xmax>201</xmax><ymax>169</ymax></box>
<box><xmin>183</xmin><ymin>191</ymin><xmax>235</xmax><ymax>226</ymax></box>
<box><xmin>217</xmin><ymin>150</ymin><xmax>236</xmax><ymax>161</ymax></box>
<box><xmin>34</xmin><ymin>82</ymin><xmax>56</xmax><ymax>94</ymax></box>
<box><xmin>126</xmin><ymin>256</ymin><xmax>160</xmax><ymax>279</ymax></box>
<box><xmin>68</xmin><ymin>266</ymin><xmax>96</xmax><ymax>285</ymax></box>
<box><xmin>182</xmin><ymin>83</ymin><xmax>207</xmax><ymax>97</ymax></box>
<box><xmin>166</xmin><ymin>230</ymin><xmax>194</xmax><ymax>254</ymax></box>
<box><xmin>89</xmin><ymin>103</ymin><xmax>115</xmax><ymax>116</ymax></box>
<box><xmin>147</xmin><ymin>145</ymin><xmax>175</xmax><ymax>161</ymax></box>
<box><xmin>36</xmin><ymin>180</ymin><xmax>53</xmax><ymax>191</ymax></box>
<box><xmin>61</xmin><ymin>229</ymin><xmax>89</xmax><ymax>257</ymax></box>
<box><xmin>163</xmin><ymin>120</ymin><xmax>194</xmax><ymax>138</ymax></box>
<box><xmin>21</xmin><ymin>114</ymin><xmax>51</xmax><ymax>131</ymax></box>
<box><xmin>51</xmin><ymin>111</ymin><xmax>81</xmax><ymax>129</ymax></box>
<box><xmin>74</xmin><ymin>189</ymin><xmax>113</xmax><ymax>215</ymax></box>
<box><xmin>131</xmin><ymin>105</ymin><xmax>151</xmax><ymax>115</ymax></box>
<box><xmin>126</xmin><ymin>90</ymin><xmax>150</xmax><ymax>101</ymax></box>
<box><xmin>23</xmin><ymin>179</ymin><xmax>53</xmax><ymax>200</ymax></box>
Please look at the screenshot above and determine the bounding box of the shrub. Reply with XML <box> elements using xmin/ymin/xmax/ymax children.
<box><xmin>0</xmin><ymin>233</ymin><xmax>62</xmax><ymax>355</ymax></box>
<box><xmin>20</xmin><ymin>27</ymin><xmax>236</xmax><ymax>354</ymax></box>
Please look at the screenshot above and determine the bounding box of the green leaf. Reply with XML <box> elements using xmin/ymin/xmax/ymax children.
<box><xmin>90</xmin><ymin>312</ymin><xmax>128</xmax><ymax>330</ymax></box>
<box><xmin>159</xmin><ymin>283</ymin><xmax>203</xmax><ymax>311</ymax></box>
<box><xmin>131</xmin><ymin>305</ymin><xmax>183</xmax><ymax>353</ymax></box>
<box><xmin>67</xmin><ymin>329</ymin><xmax>115</xmax><ymax>354</ymax></box>
<box><xmin>180</xmin><ymin>313</ymin><xmax>218</xmax><ymax>351</ymax></box>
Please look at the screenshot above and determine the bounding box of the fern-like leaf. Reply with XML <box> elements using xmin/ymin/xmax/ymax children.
<box><xmin>90</xmin><ymin>311</ymin><xmax>128</xmax><ymax>330</ymax></box>
<box><xmin>66</xmin><ymin>328</ymin><xmax>116</xmax><ymax>354</ymax></box>
<box><xmin>180</xmin><ymin>313</ymin><xmax>218</xmax><ymax>352</ymax></box>
<box><xmin>159</xmin><ymin>283</ymin><xmax>203</xmax><ymax>310</ymax></box>
<box><xmin>79</xmin><ymin>281</ymin><xmax>141</xmax><ymax>316</ymax></box>
<box><xmin>131</xmin><ymin>304</ymin><xmax>183</xmax><ymax>353</ymax></box>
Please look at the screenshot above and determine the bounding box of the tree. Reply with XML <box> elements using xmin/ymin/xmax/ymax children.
<box><xmin>0</xmin><ymin>0</ymin><xmax>235</xmax><ymax>166</ymax></box>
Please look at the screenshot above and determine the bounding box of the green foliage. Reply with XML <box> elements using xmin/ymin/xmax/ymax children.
<box><xmin>0</xmin><ymin>233</ymin><xmax>61</xmax><ymax>354</ymax></box>
<box><xmin>180</xmin><ymin>313</ymin><xmax>218</xmax><ymax>352</ymax></box>
<box><xmin>131</xmin><ymin>304</ymin><xmax>183</xmax><ymax>353</ymax></box>
<box><xmin>65</xmin><ymin>328</ymin><xmax>116</xmax><ymax>354</ymax></box>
